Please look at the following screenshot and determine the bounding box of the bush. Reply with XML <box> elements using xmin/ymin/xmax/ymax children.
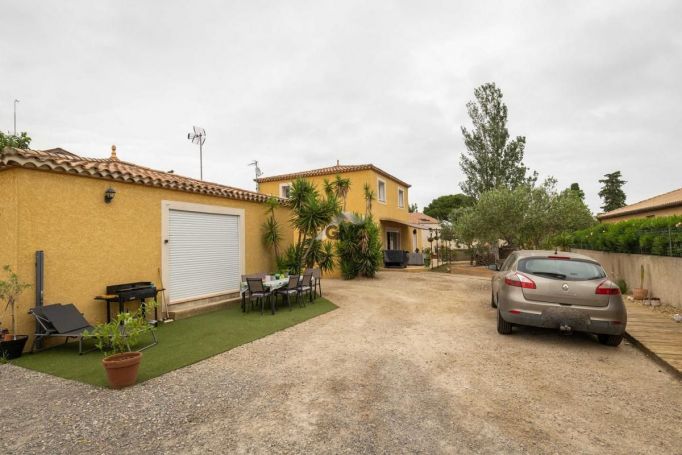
<box><xmin>336</xmin><ymin>215</ymin><xmax>382</xmax><ymax>279</ymax></box>
<box><xmin>558</xmin><ymin>215</ymin><xmax>682</xmax><ymax>256</ymax></box>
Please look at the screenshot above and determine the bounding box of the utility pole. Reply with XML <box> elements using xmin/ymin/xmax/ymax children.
<box><xmin>13</xmin><ymin>99</ymin><xmax>20</xmax><ymax>135</ymax></box>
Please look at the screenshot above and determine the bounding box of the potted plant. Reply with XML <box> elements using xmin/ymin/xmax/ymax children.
<box><xmin>0</xmin><ymin>265</ymin><xmax>31</xmax><ymax>359</ymax></box>
<box><xmin>632</xmin><ymin>265</ymin><xmax>648</xmax><ymax>300</ymax></box>
<box><xmin>85</xmin><ymin>301</ymin><xmax>157</xmax><ymax>389</ymax></box>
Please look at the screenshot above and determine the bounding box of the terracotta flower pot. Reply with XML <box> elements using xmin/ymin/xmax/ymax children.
<box><xmin>102</xmin><ymin>351</ymin><xmax>142</xmax><ymax>389</ymax></box>
<box><xmin>632</xmin><ymin>288</ymin><xmax>649</xmax><ymax>300</ymax></box>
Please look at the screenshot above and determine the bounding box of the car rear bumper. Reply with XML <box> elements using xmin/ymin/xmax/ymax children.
<box><xmin>498</xmin><ymin>288</ymin><xmax>627</xmax><ymax>335</ymax></box>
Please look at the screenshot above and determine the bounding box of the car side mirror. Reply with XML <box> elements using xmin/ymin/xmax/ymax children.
<box><xmin>488</xmin><ymin>264</ymin><xmax>499</xmax><ymax>271</ymax></box>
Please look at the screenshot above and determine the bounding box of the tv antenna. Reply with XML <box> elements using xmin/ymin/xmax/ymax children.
<box><xmin>13</xmin><ymin>99</ymin><xmax>20</xmax><ymax>135</ymax></box>
<box><xmin>249</xmin><ymin>160</ymin><xmax>263</xmax><ymax>190</ymax></box>
<box><xmin>187</xmin><ymin>126</ymin><xmax>206</xmax><ymax>180</ymax></box>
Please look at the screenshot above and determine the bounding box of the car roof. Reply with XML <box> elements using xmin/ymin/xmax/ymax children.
<box><xmin>509</xmin><ymin>250</ymin><xmax>600</xmax><ymax>262</ymax></box>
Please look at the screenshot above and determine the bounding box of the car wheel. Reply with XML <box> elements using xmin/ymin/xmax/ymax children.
<box><xmin>597</xmin><ymin>334</ymin><xmax>623</xmax><ymax>346</ymax></box>
<box><xmin>497</xmin><ymin>309</ymin><xmax>512</xmax><ymax>335</ymax></box>
<box><xmin>491</xmin><ymin>291</ymin><xmax>497</xmax><ymax>308</ymax></box>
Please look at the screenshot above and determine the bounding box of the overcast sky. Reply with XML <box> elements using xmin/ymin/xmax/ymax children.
<box><xmin>1</xmin><ymin>1</ymin><xmax>680</xmax><ymax>213</ymax></box>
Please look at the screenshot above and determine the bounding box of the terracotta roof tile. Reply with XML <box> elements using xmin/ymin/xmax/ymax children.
<box><xmin>598</xmin><ymin>187</ymin><xmax>682</xmax><ymax>220</ymax></box>
<box><xmin>0</xmin><ymin>147</ymin><xmax>277</xmax><ymax>203</ymax></box>
<box><xmin>255</xmin><ymin>163</ymin><xmax>411</xmax><ymax>188</ymax></box>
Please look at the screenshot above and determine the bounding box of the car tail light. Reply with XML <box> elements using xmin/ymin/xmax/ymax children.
<box><xmin>596</xmin><ymin>280</ymin><xmax>621</xmax><ymax>295</ymax></box>
<box><xmin>504</xmin><ymin>272</ymin><xmax>536</xmax><ymax>289</ymax></box>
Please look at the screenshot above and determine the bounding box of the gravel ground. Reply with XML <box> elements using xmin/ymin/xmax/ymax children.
<box><xmin>2</xmin><ymin>272</ymin><xmax>681</xmax><ymax>454</ymax></box>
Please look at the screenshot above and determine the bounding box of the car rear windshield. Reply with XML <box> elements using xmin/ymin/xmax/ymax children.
<box><xmin>517</xmin><ymin>258</ymin><xmax>605</xmax><ymax>281</ymax></box>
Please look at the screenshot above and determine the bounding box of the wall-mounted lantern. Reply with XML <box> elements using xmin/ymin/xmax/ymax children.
<box><xmin>104</xmin><ymin>187</ymin><xmax>116</xmax><ymax>204</ymax></box>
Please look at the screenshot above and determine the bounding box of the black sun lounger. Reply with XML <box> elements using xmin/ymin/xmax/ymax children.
<box><xmin>29</xmin><ymin>303</ymin><xmax>158</xmax><ymax>355</ymax></box>
<box><xmin>29</xmin><ymin>303</ymin><xmax>95</xmax><ymax>355</ymax></box>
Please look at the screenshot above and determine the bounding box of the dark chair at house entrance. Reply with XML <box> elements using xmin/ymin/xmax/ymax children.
<box><xmin>383</xmin><ymin>250</ymin><xmax>408</xmax><ymax>268</ymax></box>
<box><xmin>276</xmin><ymin>276</ymin><xmax>303</xmax><ymax>310</ymax></box>
<box><xmin>246</xmin><ymin>278</ymin><xmax>274</xmax><ymax>315</ymax></box>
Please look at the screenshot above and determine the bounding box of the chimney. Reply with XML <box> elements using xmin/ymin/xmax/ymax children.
<box><xmin>110</xmin><ymin>145</ymin><xmax>119</xmax><ymax>161</ymax></box>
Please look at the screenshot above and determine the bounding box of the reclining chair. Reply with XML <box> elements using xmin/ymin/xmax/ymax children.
<box><xmin>29</xmin><ymin>303</ymin><xmax>95</xmax><ymax>355</ymax></box>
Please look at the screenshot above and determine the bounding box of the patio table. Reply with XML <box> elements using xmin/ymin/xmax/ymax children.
<box><xmin>240</xmin><ymin>277</ymin><xmax>291</xmax><ymax>312</ymax></box>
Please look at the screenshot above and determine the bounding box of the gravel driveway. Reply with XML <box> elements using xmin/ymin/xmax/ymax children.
<box><xmin>2</xmin><ymin>272</ymin><xmax>680</xmax><ymax>454</ymax></box>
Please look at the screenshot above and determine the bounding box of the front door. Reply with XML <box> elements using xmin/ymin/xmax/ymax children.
<box><xmin>386</xmin><ymin>231</ymin><xmax>400</xmax><ymax>250</ymax></box>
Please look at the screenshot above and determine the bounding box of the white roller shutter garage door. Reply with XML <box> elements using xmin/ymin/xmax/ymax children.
<box><xmin>168</xmin><ymin>209</ymin><xmax>241</xmax><ymax>303</ymax></box>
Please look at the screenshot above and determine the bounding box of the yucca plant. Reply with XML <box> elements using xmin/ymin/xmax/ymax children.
<box><xmin>363</xmin><ymin>183</ymin><xmax>375</xmax><ymax>215</ymax></box>
<box><xmin>261</xmin><ymin>197</ymin><xmax>282</xmax><ymax>261</ymax></box>
<box><xmin>336</xmin><ymin>215</ymin><xmax>382</xmax><ymax>279</ymax></box>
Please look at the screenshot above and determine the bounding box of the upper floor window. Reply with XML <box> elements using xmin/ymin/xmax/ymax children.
<box><xmin>398</xmin><ymin>188</ymin><xmax>405</xmax><ymax>208</ymax></box>
<box><xmin>280</xmin><ymin>183</ymin><xmax>291</xmax><ymax>199</ymax></box>
<box><xmin>377</xmin><ymin>179</ymin><xmax>386</xmax><ymax>203</ymax></box>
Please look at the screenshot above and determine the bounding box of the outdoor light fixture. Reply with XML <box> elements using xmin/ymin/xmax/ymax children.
<box><xmin>104</xmin><ymin>187</ymin><xmax>116</xmax><ymax>204</ymax></box>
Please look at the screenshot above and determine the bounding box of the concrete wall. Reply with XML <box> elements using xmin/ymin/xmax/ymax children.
<box><xmin>573</xmin><ymin>249</ymin><xmax>682</xmax><ymax>309</ymax></box>
<box><xmin>0</xmin><ymin>168</ymin><xmax>293</xmax><ymax>338</ymax></box>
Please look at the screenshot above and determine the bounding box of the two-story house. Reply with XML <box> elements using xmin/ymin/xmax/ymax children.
<box><xmin>255</xmin><ymin>162</ymin><xmax>424</xmax><ymax>255</ymax></box>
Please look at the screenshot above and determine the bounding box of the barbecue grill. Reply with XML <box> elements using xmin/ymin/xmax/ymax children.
<box><xmin>95</xmin><ymin>282</ymin><xmax>160</xmax><ymax>323</ymax></box>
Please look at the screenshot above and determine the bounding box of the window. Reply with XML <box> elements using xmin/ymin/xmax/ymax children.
<box><xmin>280</xmin><ymin>183</ymin><xmax>291</xmax><ymax>199</ymax></box>
<box><xmin>377</xmin><ymin>179</ymin><xmax>386</xmax><ymax>203</ymax></box>
<box><xmin>398</xmin><ymin>188</ymin><xmax>405</xmax><ymax>208</ymax></box>
<box><xmin>517</xmin><ymin>258</ymin><xmax>605</xmax><ymax>281</ymax></box>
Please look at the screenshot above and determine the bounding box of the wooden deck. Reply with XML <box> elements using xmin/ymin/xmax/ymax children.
<box><xmin>624</xmin><ymin>300</ymin><xmax>682</xmax><ymax>378</ymax></box>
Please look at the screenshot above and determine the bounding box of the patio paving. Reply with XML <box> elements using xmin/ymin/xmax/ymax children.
<box><xmin>1</xmin><ymin>272</ymin><xmax>680</xmax><ymax>454</ymax></box>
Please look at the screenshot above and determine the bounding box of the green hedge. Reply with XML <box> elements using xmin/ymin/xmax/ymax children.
<box><xmin>561</xmin><ymin>215</ymin><xmax>682</xmax><ymax>256</ymax></box>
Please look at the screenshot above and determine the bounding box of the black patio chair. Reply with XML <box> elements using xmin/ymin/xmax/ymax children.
<box><xmin>276</xmin><ymin>276</ymin><xmax>302</xmax><ymax>310</ymax></box>
<box><xmin>241</xmin><ymin>273</ymin><xmax>266</xmax><ymax>312</ymax></box>
<box><xmin>247</xmin><ymin>277</ymin><xmax>274</xmax><ymax>315</ymax></box>
<box><xmin>298</xmin><ymin>272</ymin><xmax>314</xmax><ymax>303</ymax></box>
<box><xmin>29</xmin><ymin>303</ymin><xmax>95</xmax><ymax>355</ymax></box>
<box><xmin>307</xmin><ymin>268</ymin><xmax>322</xmax><ymax>299</ymax></box>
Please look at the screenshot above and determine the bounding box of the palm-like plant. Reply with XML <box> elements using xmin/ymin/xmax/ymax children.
<box><xmin>284</xmin><ymin>178</ymin><xmax>343</xmax><ymax>273</ymax></box>
<box><xmin>261</xmin><ymin>197</ymin><xmax>282</xmax><ymax>261</ymax></box>
<box><xmin>363</xmin><ymin>183</ymin><xmax>375</xmax><ymax>215</ymax></box>
<box><xmin>336</xmin><ymin>215</ymin><xmax>382</xmax><ymax>279</ymax></box>
<box><xmin>333</xmin><ymin>174</ymin><xmax>351</xmax><ymax>212</ymax></box>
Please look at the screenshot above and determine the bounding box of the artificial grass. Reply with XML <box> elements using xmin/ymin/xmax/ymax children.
<box><xmin>13</xmin><ymin>297</ymin><xmax>336</xmax><ymax>387</ymax></box>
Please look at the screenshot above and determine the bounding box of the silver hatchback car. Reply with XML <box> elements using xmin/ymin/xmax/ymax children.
<box><xmin>490</xmin><ymin>250</ymin><xmax>627</xmax><ymax>346</ymax></box>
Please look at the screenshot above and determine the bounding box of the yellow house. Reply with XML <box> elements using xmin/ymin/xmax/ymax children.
<box><xmin>0</xmin><ymin>146</ymin><xmax>292</xmax><ymax>340</ymax></box>
<box><xmin>255</xmin><ymin>162</ymin><xmax>425</xmax><ymax>254</ymax></box>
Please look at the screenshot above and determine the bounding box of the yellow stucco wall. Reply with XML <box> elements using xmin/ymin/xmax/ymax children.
<box><xmin>258</xmin><ymin>168</ymin><xmax>416</xmax><ymax>252</ymax></box>
<box><xmin>0</xmin><ymin>169</ymin><xmax>18</xmax><ymax>277</ymax></box>
<box><xmin>0</xmin><ymin>168</ymin><xmax>292</xmax><ymax>338</ymax></box>
<box><xmin>600</xmin><ymin>206</ymin><xmax>682</xmax><ymax>223</ymax></box>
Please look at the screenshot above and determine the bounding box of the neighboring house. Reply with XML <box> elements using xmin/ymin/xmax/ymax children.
<box><xmin>598</xmin><ymin>187</ymin><xmax>682</xmax><ymax>223</ymax></box>
<box><xmin>0</xmin><ymin>146</ymin><xmax>292</xmax><ymax>337</ymax></box>
<box><xmin>409</xmin><ymin>212</ymin><xmax>466</xmax><ymax>252</ymax></box>
<box><xmin>256</xmin><ymin>162</ymin><xmax>424</xmax><ymax>253</ymax></box>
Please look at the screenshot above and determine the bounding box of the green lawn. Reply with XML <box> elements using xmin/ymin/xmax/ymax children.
<box><xmin>13</xmin><ymin>297</ymin><xmax>337</xmax><ymax>387</ymax></box>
